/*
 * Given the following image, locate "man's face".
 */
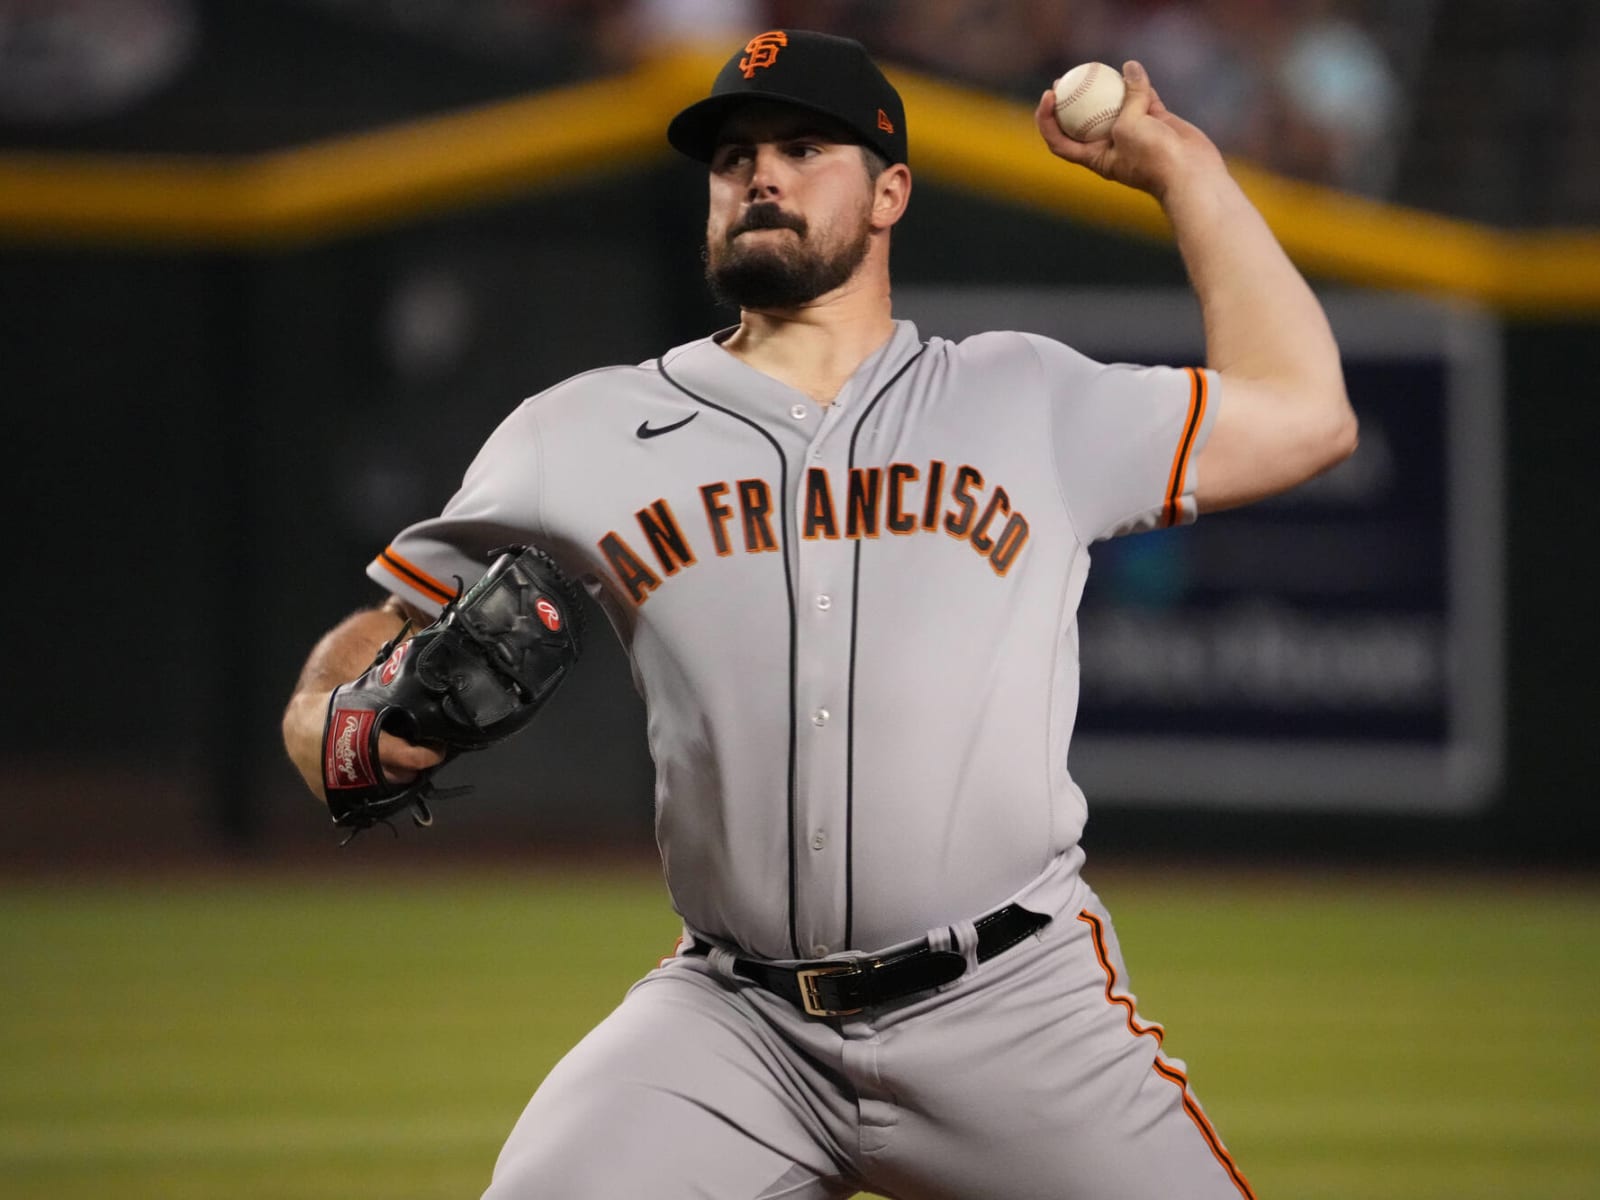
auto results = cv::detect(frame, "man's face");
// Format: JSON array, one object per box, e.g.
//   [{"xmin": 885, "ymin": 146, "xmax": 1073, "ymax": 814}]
[{"xmin": 704, "ymin": 103, "xmax": 877, "ymax": 310}]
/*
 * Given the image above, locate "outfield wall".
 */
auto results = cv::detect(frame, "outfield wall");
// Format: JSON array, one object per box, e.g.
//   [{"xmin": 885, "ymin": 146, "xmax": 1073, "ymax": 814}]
[{"xmin": 4, "ymin": 57, "xmax": 1597, "ymax": 861}]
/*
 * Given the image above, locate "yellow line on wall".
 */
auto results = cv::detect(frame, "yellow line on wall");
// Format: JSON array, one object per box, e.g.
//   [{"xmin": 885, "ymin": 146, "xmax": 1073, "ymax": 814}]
[
  {"xmin": 0, "ymin": 55, "xmax": 704, "ymax": 247},
  {"xmin": 1, "ymin": 47, "xmax": 1597, "ymax": 314},
  {"xmin": 890, "ymin": 70, "xmax": 1600, "ymax": 315}
]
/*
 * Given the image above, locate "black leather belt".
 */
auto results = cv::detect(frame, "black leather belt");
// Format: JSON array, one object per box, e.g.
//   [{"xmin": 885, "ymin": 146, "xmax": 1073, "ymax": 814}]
[{"xmin": 686, "ymin": 903, "xmax": 1051, "ymax": 1018}]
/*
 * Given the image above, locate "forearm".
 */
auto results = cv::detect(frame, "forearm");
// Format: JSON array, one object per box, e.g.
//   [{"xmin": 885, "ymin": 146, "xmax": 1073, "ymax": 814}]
[
  {"xmin": 290, "ymin": 602, "xmax": 411, "ymax": 695},
  {"xmin": 1162, "ymin": 164, "xmax": 1342, "ymax": 397}
]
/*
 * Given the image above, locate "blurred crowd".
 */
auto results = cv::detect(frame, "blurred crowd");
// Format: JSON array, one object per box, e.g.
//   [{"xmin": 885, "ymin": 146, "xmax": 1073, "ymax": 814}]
[
  {"xmin": 389, "ymin": 0, "xmax": 1408, "ymax": 197},
  {"xmin": 0, "ymin": 0, "xmax": 1406, "ymax": 195}
]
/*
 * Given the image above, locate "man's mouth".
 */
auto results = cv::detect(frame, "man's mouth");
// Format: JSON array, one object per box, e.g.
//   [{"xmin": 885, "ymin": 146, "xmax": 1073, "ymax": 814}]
[{"xmin": 731, "ymin": 205, "xmax": 806, "ymax": 240}]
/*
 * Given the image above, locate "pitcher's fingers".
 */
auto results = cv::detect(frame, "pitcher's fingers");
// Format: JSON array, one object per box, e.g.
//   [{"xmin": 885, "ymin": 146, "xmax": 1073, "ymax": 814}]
[
  {"xmin": 1036, "ymin": 88, "xmax": 1097, "ymax": 162},
  {"xmin": 1117, "ymin": 60, "xmax": 1154, "ymax": 123},
  {"xmin": 378, "ymin": 731, "xmax": 446, "ymax": 774}
]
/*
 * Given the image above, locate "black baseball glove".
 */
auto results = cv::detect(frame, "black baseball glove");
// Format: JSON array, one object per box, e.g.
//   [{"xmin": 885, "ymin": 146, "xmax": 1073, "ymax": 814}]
[{"xmin": 321, "ymin": 545, "xmax": 585, "ymax": 838}]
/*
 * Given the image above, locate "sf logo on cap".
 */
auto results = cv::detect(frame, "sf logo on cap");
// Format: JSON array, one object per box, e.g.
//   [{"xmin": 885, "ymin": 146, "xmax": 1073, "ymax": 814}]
[{"xmin": 740, "ymin": 30, "xmax": 787, "ymax": 78}]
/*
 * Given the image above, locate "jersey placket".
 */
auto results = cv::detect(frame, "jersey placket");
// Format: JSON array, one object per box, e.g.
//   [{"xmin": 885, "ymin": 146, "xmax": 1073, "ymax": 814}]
[{"xmin": 789, "ymin": 398, "xmax": 859, "ymax": 958}]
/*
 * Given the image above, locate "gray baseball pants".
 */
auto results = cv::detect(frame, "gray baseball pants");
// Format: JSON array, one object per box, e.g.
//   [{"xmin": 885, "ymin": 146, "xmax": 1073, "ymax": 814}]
[{"xmin": 482, "ymin": 884, "xmax": 1255, "ymax": 1200}]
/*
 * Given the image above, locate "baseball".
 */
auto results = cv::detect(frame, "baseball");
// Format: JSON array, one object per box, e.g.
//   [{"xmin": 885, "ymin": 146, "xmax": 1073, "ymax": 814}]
[{"xmin": 1052, "ymin": 62, "xmax": 1126, "ymax": 141}]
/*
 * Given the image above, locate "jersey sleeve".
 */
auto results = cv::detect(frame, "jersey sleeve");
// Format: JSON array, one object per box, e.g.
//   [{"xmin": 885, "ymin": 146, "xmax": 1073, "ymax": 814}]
[
  {"xmin": 366, "ymin": 396, "xmax": 546, "ymax": 616},
  {"xmin": 1028, "ymin": 333, "xmax": 1219, "ymax": 542}
]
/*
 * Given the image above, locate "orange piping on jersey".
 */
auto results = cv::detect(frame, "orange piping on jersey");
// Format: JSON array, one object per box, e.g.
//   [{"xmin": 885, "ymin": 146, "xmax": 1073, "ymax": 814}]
[
  {"xmin": 375, "ymin": 546, "xmax": 457, "ymax": 606},
  {"xmin": 1077, "ymin": 910, "xmax": 1255, "ymax": 1200},
  {"xmin": 1162, "ymin": 368, "xmax": 1208, "ymax": 528}
]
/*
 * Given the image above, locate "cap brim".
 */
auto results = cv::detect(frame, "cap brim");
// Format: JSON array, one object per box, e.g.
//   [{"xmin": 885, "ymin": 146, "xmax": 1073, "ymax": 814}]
[{"xmin": 666, "ymin": 93, "xmax": 870, "ymax": 163}]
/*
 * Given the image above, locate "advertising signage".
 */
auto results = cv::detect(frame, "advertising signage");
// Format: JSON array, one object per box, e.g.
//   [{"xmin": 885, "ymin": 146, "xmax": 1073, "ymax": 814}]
[{"xmin": 898, "ymin": 288, "xmax": 1503, "ymax": 813}]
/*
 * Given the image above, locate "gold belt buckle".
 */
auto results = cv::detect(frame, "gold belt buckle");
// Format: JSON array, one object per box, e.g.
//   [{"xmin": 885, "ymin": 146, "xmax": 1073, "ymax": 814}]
[{"xmin": 796, "ymin": 964, "xmax": 864, "ymax": 1017}]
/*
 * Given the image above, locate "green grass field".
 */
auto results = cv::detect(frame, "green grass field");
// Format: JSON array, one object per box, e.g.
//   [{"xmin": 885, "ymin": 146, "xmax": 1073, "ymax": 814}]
[{"xmin": 3, "ymin": 863, "xmax": 1597, "ymax": 1199}]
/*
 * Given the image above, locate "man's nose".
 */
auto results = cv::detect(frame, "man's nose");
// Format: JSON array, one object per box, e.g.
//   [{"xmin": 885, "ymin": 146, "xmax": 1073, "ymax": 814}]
[{"xmin": 745, "ymin": 145, "xmax": 785, "ymax": 201}]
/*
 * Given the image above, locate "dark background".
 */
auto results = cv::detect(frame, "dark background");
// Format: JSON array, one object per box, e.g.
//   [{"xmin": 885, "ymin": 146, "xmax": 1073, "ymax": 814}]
[{"xmin": 3, "ymin": 0, "xmax": 1597, "ymax": 870}]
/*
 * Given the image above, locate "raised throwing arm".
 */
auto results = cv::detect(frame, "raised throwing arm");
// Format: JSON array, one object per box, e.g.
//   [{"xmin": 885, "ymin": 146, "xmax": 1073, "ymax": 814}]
[{"xmin": 1035, "ymin": 61, "xmax": 1357, "ymax": 512}]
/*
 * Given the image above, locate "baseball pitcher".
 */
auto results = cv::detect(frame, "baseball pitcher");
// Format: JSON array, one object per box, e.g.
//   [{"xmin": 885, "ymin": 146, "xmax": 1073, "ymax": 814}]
[{"xmin": 282, "ymin": 28, "xmax": 1355, "ymax": 1200}]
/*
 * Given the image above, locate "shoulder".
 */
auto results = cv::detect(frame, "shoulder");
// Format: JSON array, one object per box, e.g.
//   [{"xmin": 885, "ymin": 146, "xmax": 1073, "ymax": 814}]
[
  {"xmin": 924, "ymin": 329, "xmax": 1099, "ymax": 375},
  {"xmin": 916, "ymin": 331, "xmax": 1114, "ymax": 408},
  {"xmin": 657, "ymin": 331, "xmax": 727, "ymax": 374},
  {"xmin": 492, "ymin": 348, "xmax": 698, "ymax": 433},
  {"xmin": 517, "ymin": 359, "xmax": 661, "ymax": 413},
  {"xmin": 537, "ymin": 334, "xmax": 727, "ymax": 408}
]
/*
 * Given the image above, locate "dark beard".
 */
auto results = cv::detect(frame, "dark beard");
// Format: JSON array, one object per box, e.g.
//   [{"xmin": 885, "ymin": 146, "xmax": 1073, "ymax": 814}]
[{"xmin": 704, "ymin": 204, "xmax": 872, "ymax": 310}]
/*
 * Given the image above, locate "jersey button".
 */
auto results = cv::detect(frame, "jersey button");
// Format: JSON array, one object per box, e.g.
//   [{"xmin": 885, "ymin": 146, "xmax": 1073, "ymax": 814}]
[
  {"xmin": 790, "ymin": 404, "xmax": 808, "ymax": 420},
  {"xmin": 816, "ymin": 594, "xmax": 831, "ymax": 611},
  {"xmin": 812, "ymin": 944, "xmax": 829, "ymax": 956},
  {"xmin": 812, "ymin": 708, "xmax": 829, "ymax": 726},
  {"xmin": 811, "ymin": 832, "xmax": 826, "ymax": 850}
]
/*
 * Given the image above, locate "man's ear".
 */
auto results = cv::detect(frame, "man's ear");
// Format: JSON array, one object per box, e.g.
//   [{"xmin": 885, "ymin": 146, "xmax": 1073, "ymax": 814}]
[{"xmin": 871, "ymin": 164, "xmax": 912, "ymax": 230}]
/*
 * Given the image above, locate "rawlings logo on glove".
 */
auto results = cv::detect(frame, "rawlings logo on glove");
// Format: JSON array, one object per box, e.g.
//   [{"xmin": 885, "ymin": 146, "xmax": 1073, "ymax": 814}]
[
  {"xmin": 327, "ymin": 709, "xmax": 379, "ymax": 789},
  {"xmin": 321, "ymin": 545, "xmax": 585, "ymax": 839}
]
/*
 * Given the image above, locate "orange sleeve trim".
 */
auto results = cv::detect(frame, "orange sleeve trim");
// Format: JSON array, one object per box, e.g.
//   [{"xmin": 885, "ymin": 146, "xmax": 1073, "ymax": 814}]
[
  {"xmin": 1152, "ymin": 1058, "xmax": 1258, "ymax": 1200},
  {"xmin": 1161, "ymin": 367, "xmax": 1208, "ymax": 528},
  {"xmin": 375, "ymin": 546, "xmax": 458, "ymax": 606}
]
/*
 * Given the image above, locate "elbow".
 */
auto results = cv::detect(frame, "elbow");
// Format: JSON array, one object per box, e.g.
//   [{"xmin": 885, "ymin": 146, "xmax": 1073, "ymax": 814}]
[
  {"xmin": 1305, "ymin": 375, "xmax": 1358, "ymax": 475},
  {"xmin": 1326, "ymin": 402, "xmax": 1359, "ymax": 470}
]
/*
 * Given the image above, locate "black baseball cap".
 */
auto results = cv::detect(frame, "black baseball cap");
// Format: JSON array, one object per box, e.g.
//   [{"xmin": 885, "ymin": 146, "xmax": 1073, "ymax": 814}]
[{"xmin": 667, "ymin": 30, "xmax": 908, "ymax": 166}]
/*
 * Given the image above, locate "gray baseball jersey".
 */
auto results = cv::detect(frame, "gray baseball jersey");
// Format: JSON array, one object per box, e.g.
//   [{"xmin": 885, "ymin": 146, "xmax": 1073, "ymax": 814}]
[
  {"xmin": 373, "ymin": 319, "xmax": 1250, "ymax": 1200},
  {"xmin": 371, "ymin": 320, "xmax": 1214, "ymax": 961}
]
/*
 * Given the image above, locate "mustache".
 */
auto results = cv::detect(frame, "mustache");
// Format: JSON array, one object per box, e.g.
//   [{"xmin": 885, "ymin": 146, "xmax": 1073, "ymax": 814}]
[{"xmin": 728, "ymin": 203, "xmax": 807, "ymax": 241}]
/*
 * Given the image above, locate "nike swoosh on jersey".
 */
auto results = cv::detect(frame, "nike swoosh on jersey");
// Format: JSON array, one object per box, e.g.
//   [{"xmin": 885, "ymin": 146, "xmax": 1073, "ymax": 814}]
[{"xmin": 637, "ymin": 413, "xmax": 699, "ymax": 439}]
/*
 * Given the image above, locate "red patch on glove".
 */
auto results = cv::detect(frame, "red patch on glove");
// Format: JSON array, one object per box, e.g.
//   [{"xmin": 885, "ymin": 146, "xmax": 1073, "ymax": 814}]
[{"xmin": 325, "ymin": 708, "xmax": 379, "ymax": 790}]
